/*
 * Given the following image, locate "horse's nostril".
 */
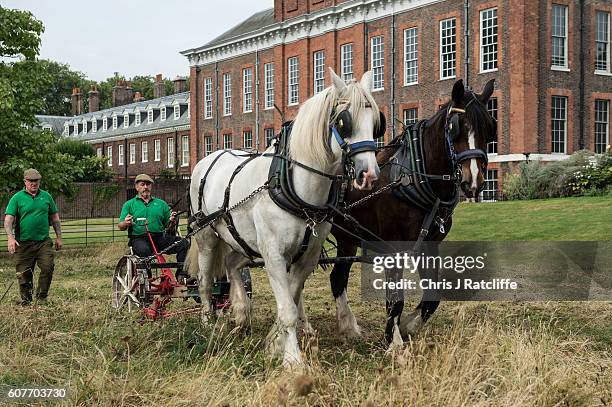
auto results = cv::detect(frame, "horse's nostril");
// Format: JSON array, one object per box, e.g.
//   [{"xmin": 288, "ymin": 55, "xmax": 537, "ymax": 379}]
[{"xmin": 357, "ymin": 170, "xmax": 366, "ymax": 184}]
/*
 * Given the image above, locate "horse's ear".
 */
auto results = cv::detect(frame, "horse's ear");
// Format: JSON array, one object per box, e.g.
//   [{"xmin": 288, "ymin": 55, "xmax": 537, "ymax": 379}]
[
  {"xmin": 478, "ymin": 79, "xmax": 495, "ymax": 104},
  {"xmin": 329, "ymin": 67, "xmax": 347, "ymax": 93},
  {"xmin": 451, "ymin": 79, "xmax": 464, "ymax": 105},
  {"xmin": 360, "ymin": 71, "xmax": 373, "ymax": 93}
]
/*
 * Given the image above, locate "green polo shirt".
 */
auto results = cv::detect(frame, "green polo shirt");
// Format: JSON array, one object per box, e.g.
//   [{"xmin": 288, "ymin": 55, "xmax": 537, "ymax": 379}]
[
  {"xmin": 5, "ymin": 189, "xmax": 58, "ymax": 242},
  {"xmin": 119, "ymin": 196, "xmax": 171, "ymax": 237}
]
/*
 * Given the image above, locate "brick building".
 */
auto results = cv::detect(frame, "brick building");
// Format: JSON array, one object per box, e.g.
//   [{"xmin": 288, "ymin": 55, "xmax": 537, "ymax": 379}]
[
  {"xmin": 65, "ymin": 75, "xmax": 192, "ymax": 180},
  {"xmin": 181, "ymin": 0, "xmax": 612, "ymax": 199}
]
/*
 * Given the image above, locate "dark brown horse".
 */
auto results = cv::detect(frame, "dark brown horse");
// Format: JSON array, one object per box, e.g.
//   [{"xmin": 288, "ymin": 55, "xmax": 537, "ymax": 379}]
[{"xmin": 329, "ymin": 79, "xmax": 497, "ymax": 344}]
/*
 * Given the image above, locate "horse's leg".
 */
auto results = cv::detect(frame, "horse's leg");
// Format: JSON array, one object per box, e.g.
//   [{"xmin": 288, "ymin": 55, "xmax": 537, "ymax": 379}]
[
  {"xmin": 329, "ymin": 243, "xmax": 361, "ymax": 338},
  {"xmin": 187, "ymin": 228, "xmax": 221, "ymax": 323},
  {"xmin": 385, "ymin": 264, "xmax": 405, "ymax": 347},
  {"xmin": 400, "ymin": 243, "xmax": 441, "ymax": 339},
  {"xmin": 288, "ymin": 228, "xmax": 330, "ymax": 338},
  {"xmin": 225, "ymin": 252, "xmax": 252, "ymax": 330}
]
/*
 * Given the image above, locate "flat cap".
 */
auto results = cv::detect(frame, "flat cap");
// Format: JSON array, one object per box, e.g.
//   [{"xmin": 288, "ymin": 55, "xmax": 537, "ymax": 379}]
[
  {"xmin": 24, "ymin": 168, "xmax": 42, "ymax": 180},
  {"xmin": 135, "ymin": 173, "xmax": 154, "ymax": 183}
]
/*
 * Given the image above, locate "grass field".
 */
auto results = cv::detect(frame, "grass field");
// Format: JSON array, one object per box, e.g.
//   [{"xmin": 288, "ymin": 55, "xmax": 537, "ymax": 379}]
[{"xmin": 0, "ymin": 197, "xmax": 610, "ymax": 406}]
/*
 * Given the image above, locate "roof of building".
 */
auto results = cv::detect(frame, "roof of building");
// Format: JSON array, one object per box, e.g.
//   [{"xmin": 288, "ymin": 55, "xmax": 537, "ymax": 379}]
[
  {"xmin": 185, "ymin": 8, "xmax": 275, "ymax": 52},
  {"xmin": 64, "ymin": 92, "xmax": 190, "ymax": 142},
  {"xmin": 35, "ymin": 115, "xmax": 71, "ymax": 135}
]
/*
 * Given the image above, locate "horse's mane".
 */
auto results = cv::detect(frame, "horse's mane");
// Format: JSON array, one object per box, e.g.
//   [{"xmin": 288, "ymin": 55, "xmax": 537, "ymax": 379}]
[{"xmin": 289, "ymin": 80, "xmax": 380, "ymax": 168}]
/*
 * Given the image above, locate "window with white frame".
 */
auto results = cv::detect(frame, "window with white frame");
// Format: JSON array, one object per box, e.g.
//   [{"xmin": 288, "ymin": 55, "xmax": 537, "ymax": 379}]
[
  {"xmin": 129, "ymin": 143, "xmax": 136, "ymax": 164},
  {"xmin": 551, "ymin": 4, "xmax": 568, "ymax": 68},
  {"xmin": 223, "ymin": 73, "xmax": 232, "ymax": 116},
  {"xmin": 107, "ymin": 146, "xmax": 112, "ymax": 166},
  {"xmin": 313, "ymin": 50, "xmax": 325, "ymax": 94},
  {"xmin": 82, "ymin": 120, "xmax": 87, "ymax": 134},
  {"xmin": 167, "ymin": 138, "xmax": 174, "ymax": 168},
  {"xmin": 204, "ymin": 136, "xmax": 213, "ymax": 156},
  {"xmin": 135, "ymin": 110, "xmax": 141, "ymax": 126},
  {"xmin": 147, "ymin": 109, "xmax": 153, "ymax": 124},
  {"xmin": 551, "ymin": 96, "xmax": 568, "ymax": 153},
  {"xmin": 63, "ymin": 123, "xmax": 69, "ymax": 136},
  {"xmin": 404, "ymin": 28, "xmax": 418, "ymax": 85},
  {"xmin": 403, "ymin": 108, "xmax": 418, "ymax": 126},
  {"xmin": 288, "ymin": 57, "xmax": 299, "ymax": 105},
  {"xmin": 243, "ymin": 68, "xmax": 253, "ymax": 112},
  {"xmin": 123, "ymin": 113, "xmax": 129, "ymax": 128},
  {"xmin": 481, "ymin": 169, "xmax": 499, "ymax": 202},
  {"xmin": 204, "ymin": 77, "xmax": 213, "ymax": 118},
  {"xmin": 42, "ymin": 124, "xmax": 52, "ymax": 131},
  {"xmin": 480, "ymin": 8, "xmax": 498, "ymax": 72},
  {"xmin": 371, "ymin": 36, "xmax": 385, "ymax": 90},
  {"xmin": 440, "ymin": 18, "xmax": 457, "ymax": 79},
  {"xmin": 102, "ymin": 117, "xmax": 107, "ymax": 131},
  {"xmin": 487, "ymin": 97, "xmax": 498, "ymax": 154},
  {"xmin": 141, "ymin": 141, "xmax": 148, "ymax": 163},
  {"xmin": 265, "ymin": 128, "xmax": 275, "ymax": 147},
  {"xmin": 92, "ymin": 119, "xmax": 97, "ymax": 133},
  {"xmin": 341, "ymin": 43, "xmax": 353, "ymax": 81},
  {"xmin": 264, "ymin": 63, "xmax": 274, "ymax": 109},
  {"xmin": 112, "ymin": 115, "xmax": 117, "ymax": 129},
  {"xmin": 73, "ymin": 124, "xmax": 79, "ymax": 135},
  {"xmin": 174, "ymin": 104, "xmax": 180, "ymax": 119},
  {"xmin": 96, "ymin": 147, "xmax": 102, "ymax": 157},
  {"xmin": 118, "ymin": 144, "xmax": 124, "ymax": 166},
  {"xmin": 160, "ymin": 106, "xmax": 166, "ymax": 121},
  {"xmin": 243, "ymin": 131, "xmax": 253, "ymax": 149},
  {"xmin": 596, "ymin": 11, "xmax": 610, "ymax": 72},
  {"xmin": 595, "ymin": 99, "xmax": 610, "ymax": 153},
  {"xmin": 181, "ymin": 136, "xmax": 189, "ymax": 166},
  {"xmin": 154, "ymin": 139, "xmax": 161, "ymax": 161},
  {"xmin": 223, "ymin": 133, "xmax": 233, "ymax": 149}
]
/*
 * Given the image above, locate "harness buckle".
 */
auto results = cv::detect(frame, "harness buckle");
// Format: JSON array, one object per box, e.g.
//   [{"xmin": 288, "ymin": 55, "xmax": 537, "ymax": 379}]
[{"xmin": 442, "ymin": 175, "xmax": 451, "ymax": 181}]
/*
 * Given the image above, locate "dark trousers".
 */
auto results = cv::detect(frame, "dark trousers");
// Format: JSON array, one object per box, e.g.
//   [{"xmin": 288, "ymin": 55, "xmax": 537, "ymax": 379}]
[
  {"xmin": 130, "ymin": 233, "xmax": 190, "ymax": 274},
  {"xmin": 15, "ymin": 237, "xmax": 55, "ymax": 302}
]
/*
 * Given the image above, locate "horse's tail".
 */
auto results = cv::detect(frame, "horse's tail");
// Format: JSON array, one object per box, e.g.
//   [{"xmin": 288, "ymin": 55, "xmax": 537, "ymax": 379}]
[{"xmin": 184, "ymin": 236, "xmax": 200, "ymax": 278}]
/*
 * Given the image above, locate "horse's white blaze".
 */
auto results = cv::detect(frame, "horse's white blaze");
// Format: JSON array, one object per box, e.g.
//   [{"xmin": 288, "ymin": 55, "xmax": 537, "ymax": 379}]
[
  {"xmin": 468, "ymin": 130, "xmax": 479, "ymax": 190},
  {"xmin": 336, "ymin": 291, "xmax": 361, "ymax": 338}
]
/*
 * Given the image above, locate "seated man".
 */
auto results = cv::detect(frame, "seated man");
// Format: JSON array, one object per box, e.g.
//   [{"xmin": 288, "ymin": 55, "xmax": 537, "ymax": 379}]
[{"xmin": 118, "ymin": 174, "xmax": 191, "ymax": 281}]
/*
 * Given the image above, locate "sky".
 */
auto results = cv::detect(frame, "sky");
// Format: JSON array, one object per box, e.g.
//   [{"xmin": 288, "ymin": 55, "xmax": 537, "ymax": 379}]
[{"xmin": 3, "ymin": 0, "xmax": 273, "ymax": 81}]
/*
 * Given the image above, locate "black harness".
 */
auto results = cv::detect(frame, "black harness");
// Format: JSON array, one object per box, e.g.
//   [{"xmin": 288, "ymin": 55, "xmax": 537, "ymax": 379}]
[
  {"xmin": 390, "ymin": 94, "xmax": 491, "ymax": 234},
  {"xmin": 190, "ymin": 104, "xmax": 379, "ymax": 263}
]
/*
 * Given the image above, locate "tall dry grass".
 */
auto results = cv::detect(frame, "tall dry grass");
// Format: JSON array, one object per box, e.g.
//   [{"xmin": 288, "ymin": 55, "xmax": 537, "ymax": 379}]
[{"xmin": 0, "ymin": 244, "xmax": 610, "ymax": 406}]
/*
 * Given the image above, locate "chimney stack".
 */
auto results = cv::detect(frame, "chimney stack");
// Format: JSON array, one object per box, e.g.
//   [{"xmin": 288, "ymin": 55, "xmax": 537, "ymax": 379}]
[
  {"xmin": 112, "ymin": 80, "xmax": 132, "ymax": 107},
  {"xmin": 153, "ymin": 73, "xmax": 166, "ymax": 99},
  {"xmin": 88, "ymin": 85, "xmax": 99, "ymax": 113},
  {"xmin": 126, "ymin": 81, "xmax": 133, "ymax": 104},
  {"xmin": 133, "ymin": 91, "xmax": 144, "ymax": 102},
  {"xmin": 71, "ymin": 87, "xmax": 83, "ymax": 116},
  {"xmin": 173, "ymin": 76, "xmax": 188, "ymax": 94}
]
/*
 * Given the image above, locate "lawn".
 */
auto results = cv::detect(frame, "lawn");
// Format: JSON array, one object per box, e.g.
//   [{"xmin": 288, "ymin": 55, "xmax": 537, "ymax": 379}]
[{"xmin": 0, "ymin": 197, "xmax": 610, "ymax": 406}]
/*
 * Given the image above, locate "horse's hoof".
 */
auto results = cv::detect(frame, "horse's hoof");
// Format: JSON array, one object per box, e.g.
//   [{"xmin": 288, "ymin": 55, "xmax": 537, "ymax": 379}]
[{"xmin": 400, "ymin": 311, "xmax": 424, "ymax": 340}]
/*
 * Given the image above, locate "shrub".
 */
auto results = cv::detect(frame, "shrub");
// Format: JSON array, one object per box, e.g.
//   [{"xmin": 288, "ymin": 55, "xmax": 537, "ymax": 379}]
[{"xmin": 503, "ymin": 149, "xmax": 611, "ymax": 200}]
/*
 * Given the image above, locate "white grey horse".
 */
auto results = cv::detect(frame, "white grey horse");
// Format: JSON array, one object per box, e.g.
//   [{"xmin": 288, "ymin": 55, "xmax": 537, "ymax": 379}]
[{"xmin": 186, "ymin": 68, "xmax": 381, "ymax": 367}]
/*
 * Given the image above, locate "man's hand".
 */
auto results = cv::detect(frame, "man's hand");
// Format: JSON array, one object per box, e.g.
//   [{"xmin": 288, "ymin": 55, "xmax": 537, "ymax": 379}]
[
  {"xmin": 7, "ymin": 236, "xmax": 19, "ymax": 255},
  {"xmin": 55, "ymin": 237, "xmax": 62, "ymax": 251},
  {"xmin": 169, "ymin": 211, "xmax": 177, "ymax": 223},
  {"xmin": 124, "ymin": 214, "xmax": 133, "ymax": 226}
]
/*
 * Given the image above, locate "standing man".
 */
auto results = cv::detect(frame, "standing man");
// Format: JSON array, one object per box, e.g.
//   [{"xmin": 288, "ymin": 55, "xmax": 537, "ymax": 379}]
[
  {"xmin": 4, "ymin": 168, "xmax": 62, "ymax": 306},
  {"xmin": 118, "ymin": 174, "xmax": 190, "ymax": 280}
]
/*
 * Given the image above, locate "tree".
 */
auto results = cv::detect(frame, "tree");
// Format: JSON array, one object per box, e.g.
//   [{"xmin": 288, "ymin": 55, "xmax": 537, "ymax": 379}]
[
  {"xmin": 34, "ymin": 59, "xmax": 90, "ymax": 116},
  {"xmin": 0, "ymin": 6, "xmax": 89, "ymax": 203}
]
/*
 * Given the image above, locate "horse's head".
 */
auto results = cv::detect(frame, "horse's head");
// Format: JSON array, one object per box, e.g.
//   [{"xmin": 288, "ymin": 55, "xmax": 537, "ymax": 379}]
[
  {"xmin": 328, "ymin": 68, "xmax": 382, "ymax": 190},
  {"xmin": 446, "ymin": 79, "xmax": 497, "ymax": 199},
  {"xmin": 289, "ymin": 68, "xmax": 381, "ymax": 191}
]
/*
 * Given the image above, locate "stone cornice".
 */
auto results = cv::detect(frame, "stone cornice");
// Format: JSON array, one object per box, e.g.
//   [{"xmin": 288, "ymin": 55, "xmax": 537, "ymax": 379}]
[
  {"xmin": 82, "ymin": 125, "xmax": 191, "ymax": 144},
  {"xmin": 182, "ymin": 0, "xmax": 444, "ymax": 66}
]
